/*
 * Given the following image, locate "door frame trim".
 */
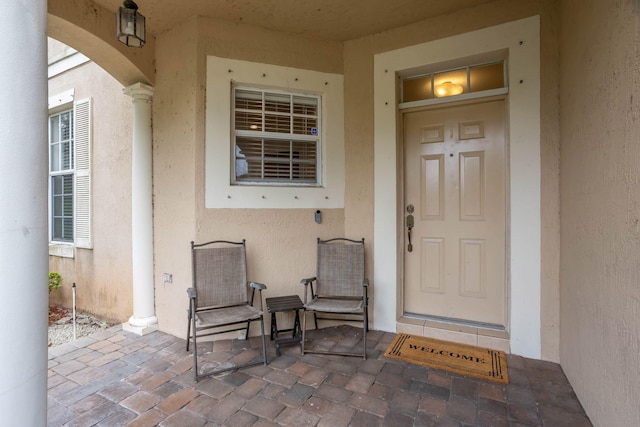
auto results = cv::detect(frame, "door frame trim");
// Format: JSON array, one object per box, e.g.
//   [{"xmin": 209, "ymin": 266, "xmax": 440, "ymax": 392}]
[{"xmin": 373, "ymin": 16, "xmax": 541, "ymax": 359}]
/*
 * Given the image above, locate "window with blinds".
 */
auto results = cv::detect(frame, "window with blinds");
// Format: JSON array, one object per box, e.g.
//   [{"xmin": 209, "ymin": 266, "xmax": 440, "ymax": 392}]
[
  {"xmin": 233, "ymin": 86, "xmax": 320, "ymax": 185},
  {"xmin": 48, "ymin": 98, "xmax": 92, "ymax": 248},
  {"xmin": 49, "ymin": 109, "xmax": 74, "ymax": 242}
]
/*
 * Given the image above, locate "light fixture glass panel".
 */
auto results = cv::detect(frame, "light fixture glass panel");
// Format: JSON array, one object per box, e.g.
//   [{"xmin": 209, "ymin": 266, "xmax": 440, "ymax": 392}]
[
  {"xmin": 433, "ymin": 69, "xmax": 467, "ymax": 98},
  {"xmin": 403, "ymin": 76, "xmax": 432, "ymax": 102},
  {"xmin": 470, "ymin": 63, "xmax": 504, "ymax": 92}
]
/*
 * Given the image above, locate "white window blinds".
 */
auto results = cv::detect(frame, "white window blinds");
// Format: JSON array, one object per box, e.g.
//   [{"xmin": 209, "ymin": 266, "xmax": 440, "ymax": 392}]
[{"xmin": 233, "ymin": 87, "xmax": 320, "ymax": 185}]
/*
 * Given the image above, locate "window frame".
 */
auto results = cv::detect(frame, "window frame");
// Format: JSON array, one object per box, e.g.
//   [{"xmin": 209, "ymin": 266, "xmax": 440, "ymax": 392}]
[
  {"xmin": 48, "ymin": 108, "xmax": 75, "ymax": 244},
  {"xmin": 206, "ymin": 56, "xmax": 345, "ymax": 209},
  {"xmin": 231, "ymin": 84, "xmax": 322, "ymax": 187},
  {"xmin": 47, "ymin": 95, "xmax": 92, "ymax": 254}
]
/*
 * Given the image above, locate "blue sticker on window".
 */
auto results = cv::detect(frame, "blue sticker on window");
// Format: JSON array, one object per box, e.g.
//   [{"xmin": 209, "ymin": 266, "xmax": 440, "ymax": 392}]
[{"xmin": 311, "ymin": 127, "xmax": 318, "ymax": 135}]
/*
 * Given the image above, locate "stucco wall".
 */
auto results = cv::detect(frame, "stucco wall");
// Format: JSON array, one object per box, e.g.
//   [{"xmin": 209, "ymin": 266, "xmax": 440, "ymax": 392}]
[
  {"xmin": 152, "ymin": 21, "xmax": 200, "ymax": 336},
  {"xmin": 48, "ymin": 48, "xmax": 134, "ymax": 323},
  {"xmin": 152, "ymin": 2, "xmax": 562, "ymax": 357},
  {"xmin": 152, "ymin": 18, "xmax": 347, "ymax": 338},
  {"xmin": 42, "ymin": 1, "xmax": 640, "ymax": 423},
  {"xmin": 560, "ymin": 1, "xmax": 640, "ymax": 425},
  {"xmin": 343, "ymin": 0, "xmax": 560, "ymax": 359}
]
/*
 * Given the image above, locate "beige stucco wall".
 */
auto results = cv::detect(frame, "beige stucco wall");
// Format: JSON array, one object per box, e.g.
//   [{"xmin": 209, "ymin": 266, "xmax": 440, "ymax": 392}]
[
  {"xmin": 152, "ymin": 18, "xmax": 347, "ymax": 338},
  {"xmin": 43, "ymin": 0, "xmax": 640, "ymax": 422},
  {"xmin": 152, "ymin": 1, "xmax": 561, "ymax": 360},
  {"xmin": 538, "ymin": 0, "xmax": 562, "ymax": 363},
  {"xmin": 48, "ymin": 40, "xmax": 134, "ymax": 322},
  {"xmin": 342, "ymin": 0, "xmax": 560, "ymax": 360},
  {"xmin": 560, "ymin": 1, "xmax": 640, "ymax": 425}
]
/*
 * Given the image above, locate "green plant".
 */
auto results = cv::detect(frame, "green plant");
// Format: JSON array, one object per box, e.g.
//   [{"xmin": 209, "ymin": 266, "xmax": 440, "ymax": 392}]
[{"xmin": 48, "ymin": 272, "xmax": 62, "ymax": 294}]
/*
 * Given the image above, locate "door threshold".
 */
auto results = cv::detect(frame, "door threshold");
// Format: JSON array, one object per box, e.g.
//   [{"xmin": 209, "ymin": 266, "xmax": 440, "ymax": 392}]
[
  {"xmin": 397, "ymin": 315, "xmax": 510, "ymax": 353},
  {"xmin": 404, "ymin": 313, "xmax": 506, "ymax": 334}
]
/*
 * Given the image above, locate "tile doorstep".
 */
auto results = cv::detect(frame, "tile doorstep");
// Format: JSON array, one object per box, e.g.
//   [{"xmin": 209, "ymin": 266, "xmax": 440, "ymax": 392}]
[{"xmin": 397, "ymin": 316, "xmax": 511, "ymax": 353}]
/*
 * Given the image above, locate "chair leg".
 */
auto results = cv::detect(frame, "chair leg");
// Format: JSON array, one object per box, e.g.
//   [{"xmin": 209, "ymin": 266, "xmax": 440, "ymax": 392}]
[
  {"xmin": 191, "ymin": 315, "xmax": 199, "ymax": 382},
  {"xmin": 270, "ymin": 312, "xmax": 277, "ymax": 340},
  {"xmin": 293, "ymin": 310, "xmax": 301, "ymax": 338},
  {"xmin": 259, "ymin": 317, "xmax": 268, "ymax": 366},
  {"xmin": 362, "ymin": 314, "xmax": 367, "ymax": 360},
  {"xmin": 186, "ymin": 309, "xmax": 192, "ymax": 351},
  {"xmin": 364, "ymin": 307, "xmax": 369, "ymax": 333},
  {"xmin": 294, "ymin": 310, "xmax": 303, "ymax": 353},
  {"xmin": 301, "ymin": 309, "xmax": 307, "ymax": 354}
]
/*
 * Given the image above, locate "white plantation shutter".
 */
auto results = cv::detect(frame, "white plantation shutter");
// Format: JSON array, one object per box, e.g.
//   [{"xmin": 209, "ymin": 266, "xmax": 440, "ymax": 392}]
[{"xmin": 73, "ymin": 98, "xmax": 92, "ymax": 249}]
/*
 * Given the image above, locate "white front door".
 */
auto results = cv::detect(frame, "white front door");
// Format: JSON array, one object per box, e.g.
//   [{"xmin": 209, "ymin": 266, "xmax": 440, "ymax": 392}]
[{"xmin": 403, "ymin": 99, "xmax": 507, "ymax": 326}]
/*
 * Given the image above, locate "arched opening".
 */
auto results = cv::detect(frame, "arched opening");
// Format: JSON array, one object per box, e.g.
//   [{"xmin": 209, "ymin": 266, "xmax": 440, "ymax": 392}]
[{"xmin": 48, "ymin": 0, "xmax": 154, "ymax": 87}]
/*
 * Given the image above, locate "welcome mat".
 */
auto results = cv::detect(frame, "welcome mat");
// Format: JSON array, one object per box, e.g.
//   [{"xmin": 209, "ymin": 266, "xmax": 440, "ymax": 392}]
[{"xmin": 384, "ymin": 333, "xmax": 509, "ymax": 384}]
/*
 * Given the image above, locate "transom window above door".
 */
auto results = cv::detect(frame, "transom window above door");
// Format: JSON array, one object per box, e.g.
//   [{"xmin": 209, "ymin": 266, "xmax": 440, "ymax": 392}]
[
  {"xmin": 401, "ymin": 61, "xmax": 506, "ymax": 105},
  {"xmin": 232, "ymin": 86, "xmax": 321, "ymax": 186}
]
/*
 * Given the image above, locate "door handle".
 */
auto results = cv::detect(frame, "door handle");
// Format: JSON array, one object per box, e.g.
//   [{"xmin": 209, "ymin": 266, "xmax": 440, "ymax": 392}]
[{"xmin": 406, "ymin": 204, "xmax": 414, "ymax": 252}]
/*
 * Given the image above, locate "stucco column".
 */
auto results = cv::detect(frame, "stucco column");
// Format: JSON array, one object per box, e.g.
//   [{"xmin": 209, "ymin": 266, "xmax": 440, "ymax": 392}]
[
  {"xmin": 0, "ymin": 1, "xmax": 48, "ymax": 424},
  {"xmin": 123, "ymin": 83, "xmax": 158, "ymax": 335}
]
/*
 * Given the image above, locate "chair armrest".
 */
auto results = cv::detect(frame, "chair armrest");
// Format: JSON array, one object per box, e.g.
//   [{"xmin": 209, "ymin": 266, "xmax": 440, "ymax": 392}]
[
  {"xmin": 300, "ymin": 277, "xmax": 317, "ymax": 304},
  {"xmin": 187, "ymin": 288, "xmax": 197, "ymax": 299},
  {"xmin": 249, "ymin": 281, "xmax": 266, "ymax": 291},
  {"xmin": 300, "ymin": 277, "xmax": 316, "ymax": 286},
  {"xmin": 248, "ymin": 282, "xmax": 266, "ymax": 309}
]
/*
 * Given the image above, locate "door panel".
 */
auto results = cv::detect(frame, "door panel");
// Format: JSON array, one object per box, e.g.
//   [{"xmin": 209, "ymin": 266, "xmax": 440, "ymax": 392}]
[
  {"xmin": 403, "ymin": 100, "xmax": 507, "ymax": 326},
  {"xmin": 422, "ymin": 155, "xmax": 444, "ymax": 219},
  {"xmin": 421, "ymin": 238, "xmax": 444, "ymax": 293},
  {"xmin": 460, "ymin": 151, "xmax": 485, "ymax": 220}
]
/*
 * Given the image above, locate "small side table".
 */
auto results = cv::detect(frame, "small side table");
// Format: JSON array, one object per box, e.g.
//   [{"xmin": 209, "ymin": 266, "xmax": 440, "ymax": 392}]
[{"xmin": 265, "ymin": 295, "xmax": 304, "ymax": 356}]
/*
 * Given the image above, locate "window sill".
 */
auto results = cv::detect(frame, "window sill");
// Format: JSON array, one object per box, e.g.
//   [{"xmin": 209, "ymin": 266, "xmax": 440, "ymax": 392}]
[{"xmin": 49, "ymin": 244, "xmax": 75, "ymax": 259}]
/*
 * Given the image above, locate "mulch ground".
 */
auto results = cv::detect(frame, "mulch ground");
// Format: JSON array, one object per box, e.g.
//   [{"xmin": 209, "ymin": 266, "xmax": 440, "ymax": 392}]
[{"xmin": 48, "ymin": 305, "xmax": 71, "ymax": 326}]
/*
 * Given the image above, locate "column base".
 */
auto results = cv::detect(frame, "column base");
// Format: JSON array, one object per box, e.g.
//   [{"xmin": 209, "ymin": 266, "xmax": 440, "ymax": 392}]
[
  {"xmin": 122, "ymin": 322, "xmax": 158, "ymax": 336},
  {"xmin": 122, "ymin": 315, "xmax": 158, "ymax": 336}
]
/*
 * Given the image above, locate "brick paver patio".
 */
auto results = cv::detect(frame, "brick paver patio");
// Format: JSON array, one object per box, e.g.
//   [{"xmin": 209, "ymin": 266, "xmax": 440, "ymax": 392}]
[{"xmin": 47, "ymin": 325, "xmax": 592, "ymax": 426}]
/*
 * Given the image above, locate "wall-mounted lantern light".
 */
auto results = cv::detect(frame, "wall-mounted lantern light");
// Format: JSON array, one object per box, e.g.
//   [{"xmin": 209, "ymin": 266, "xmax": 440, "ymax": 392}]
[{"xmin": 116, "ymin": 0, "xmax": 146, "ymax": 48}]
